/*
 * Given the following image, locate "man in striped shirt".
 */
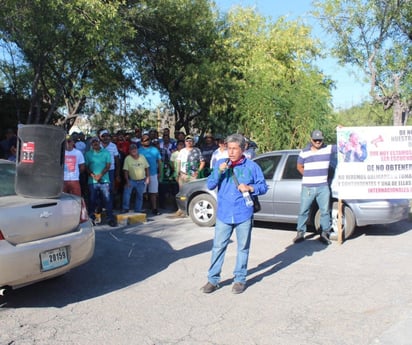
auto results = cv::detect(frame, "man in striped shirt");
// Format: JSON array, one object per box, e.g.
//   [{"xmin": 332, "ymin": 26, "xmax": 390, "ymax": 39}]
[{"xmin": 293, "ymin": 129, "xmax": 337, "ymax": 245}]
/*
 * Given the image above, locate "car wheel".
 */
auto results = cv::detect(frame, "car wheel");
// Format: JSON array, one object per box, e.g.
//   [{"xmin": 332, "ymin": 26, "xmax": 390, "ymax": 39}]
[
  {"xmin": 314, "ymin": 202, "xmax": 356, "ymax": 240},
  {"xmin": 188, "ymin": 194, "xmax": 216, "ymax": 227}
]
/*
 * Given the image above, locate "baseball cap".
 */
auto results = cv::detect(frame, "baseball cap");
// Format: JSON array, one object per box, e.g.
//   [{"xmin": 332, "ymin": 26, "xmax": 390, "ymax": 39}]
[
  {"xmin": 129, "ymin": 143, "xmax": 138, "ymax": 150},
  {"xmin": 311, "ymin": 130, "xmax": 324, "ymax": 140},
  {"xmin": 185, "ymin": 135, "xmax": 194, "ymax": 141},
  {"xmin": 90, "ymin": 136, "xmax": 100, "ymax": 143}
]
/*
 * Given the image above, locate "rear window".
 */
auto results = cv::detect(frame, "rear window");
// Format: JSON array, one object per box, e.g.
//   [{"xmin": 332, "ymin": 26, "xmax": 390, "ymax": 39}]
[
  {"xmin": 0, "ymin": 162, "xmax": 16, "ymax": 196},
  {"xmin": 255, "ymin": 155, "xmax": 281, "ymax": 180},
  {"xmin": 282, "ymin": 155, "xmax": 301, "ymax": 180}
]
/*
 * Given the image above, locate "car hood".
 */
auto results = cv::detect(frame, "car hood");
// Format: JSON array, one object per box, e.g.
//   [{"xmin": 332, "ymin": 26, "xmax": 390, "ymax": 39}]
[{"xmin": 0, "ymin": 193, "xmax": 82, "ymax": 245}]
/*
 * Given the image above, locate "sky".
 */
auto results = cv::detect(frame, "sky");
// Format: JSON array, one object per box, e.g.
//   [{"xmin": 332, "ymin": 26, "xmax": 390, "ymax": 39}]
[{"xmin": 215, "ymin": 0, "xmax": 369, "ymax": 109}]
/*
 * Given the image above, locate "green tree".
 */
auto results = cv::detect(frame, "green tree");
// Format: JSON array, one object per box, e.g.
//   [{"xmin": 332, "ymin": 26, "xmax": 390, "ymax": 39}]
[
  {"xmin": 313, "ymin": 0, "xmax": 412, "ymax": 126},
  {"xmin": 0, "ymin": 0, "xmax": 132, "ymax": 129},
  {"xmin": 221, "ymin": 8, "xmax": 333, "ymax": 151},
  {"xmin": 125, "ymin": 0, "xmax": 237, "ymax": 135}
]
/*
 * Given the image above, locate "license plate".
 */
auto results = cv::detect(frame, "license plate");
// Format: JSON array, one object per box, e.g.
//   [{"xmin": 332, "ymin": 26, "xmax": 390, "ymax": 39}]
[{"xmin": 40, "ymin": 246, "xmax": 69, "ymax": 271}]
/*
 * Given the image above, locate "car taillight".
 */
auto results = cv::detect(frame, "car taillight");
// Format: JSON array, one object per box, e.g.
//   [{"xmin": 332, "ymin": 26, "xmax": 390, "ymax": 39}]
[
  {"xmin": 80, "ymin": 198, "xmax": 89, "ymax": 223},
  {"xmin": 0, "ymin": 231, "xmax": 4, "ymax": 240}
]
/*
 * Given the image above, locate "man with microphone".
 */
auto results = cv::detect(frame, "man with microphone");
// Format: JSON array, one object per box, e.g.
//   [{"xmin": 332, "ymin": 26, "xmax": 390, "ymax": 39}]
[{"xmin": 201, "ymin": 133, "xmax": 268, "ymax": 294}]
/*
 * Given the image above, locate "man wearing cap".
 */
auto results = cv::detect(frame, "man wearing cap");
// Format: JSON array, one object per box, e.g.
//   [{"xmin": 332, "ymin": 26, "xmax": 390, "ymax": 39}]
[
  {"xmin": 85, "ymin": 137, "xmax": 116, "ymax": 227},
  {"xmin": 139, "ymin": 133, "xmax": 162, "ymax": 215},
  {"xmin": 293, "ymin": 129, "xmax": 337, "ymax": 245},
  {"xmin": 177, "ymin": 135, "xmax": 205, "ymax": 187},
  {"xmin": 121, "ymin": 144, "xmax": 149, "ymax": 213},
  {"xmin": 99, "ymin": 129, "xmax": 121, "ymax": 208},
  {"xmin": 171, "ymin": 135, "xmax": 205, "ymax": 218},
  {"xmin": 63, "ymin": 135, "xmax": 85, "ymax": 196}
]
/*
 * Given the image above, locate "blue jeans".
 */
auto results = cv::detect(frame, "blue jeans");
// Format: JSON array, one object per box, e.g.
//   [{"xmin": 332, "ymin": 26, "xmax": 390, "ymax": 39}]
[
  {"xmin": 88, "ymin": 183, "xmax": 114, "ymax": 221},
  {"xmin": 122, "ymin": 179, "xmax": 145, "ymax": 212},
  {"xmin": 296, "ymin": 185, "xmax": 331, "ymax": 233},
  {"xmin": 207, "ymin": 217, "xmax": 253, "ymax": 285}
]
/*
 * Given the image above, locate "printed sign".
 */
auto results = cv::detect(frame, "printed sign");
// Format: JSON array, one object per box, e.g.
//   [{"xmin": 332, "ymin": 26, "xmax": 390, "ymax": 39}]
[
  {"xmin": 334, "ymin": 126, "xmax": 412, "ymax": 199},
  {"xmin": 21, "ymin": 141, "xmax": 35, "ymax": 163}
]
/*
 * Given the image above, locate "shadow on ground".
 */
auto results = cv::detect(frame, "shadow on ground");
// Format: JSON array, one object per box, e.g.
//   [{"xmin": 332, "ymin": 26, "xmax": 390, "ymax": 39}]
[{"xmin": 4, "ymin": 219, "xmax": 212, "ymax": 308}]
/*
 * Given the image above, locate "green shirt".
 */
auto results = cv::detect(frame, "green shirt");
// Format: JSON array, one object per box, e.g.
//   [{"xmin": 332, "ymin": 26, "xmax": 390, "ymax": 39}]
[{"xmin": 85, "ymin": 148, "xmax": 111, "ymax": 184}]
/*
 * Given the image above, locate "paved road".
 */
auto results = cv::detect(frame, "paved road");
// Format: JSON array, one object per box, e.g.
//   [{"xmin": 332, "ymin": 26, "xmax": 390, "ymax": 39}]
[{"xmin": 1, "ymin": 211, "xmax": 412, "ymax": 345}]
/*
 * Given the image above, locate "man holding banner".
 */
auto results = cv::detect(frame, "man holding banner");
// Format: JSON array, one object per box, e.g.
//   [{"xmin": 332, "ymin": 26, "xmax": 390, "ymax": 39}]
[{"xmin": 293, "ymin": 129, "xmax": 337, "ymax": 245}]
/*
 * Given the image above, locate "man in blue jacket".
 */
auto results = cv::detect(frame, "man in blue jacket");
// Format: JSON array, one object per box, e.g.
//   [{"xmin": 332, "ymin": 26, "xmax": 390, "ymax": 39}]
[{"xmin": 201, "ymin": 134, "xmax": 268, "ymax": 294}]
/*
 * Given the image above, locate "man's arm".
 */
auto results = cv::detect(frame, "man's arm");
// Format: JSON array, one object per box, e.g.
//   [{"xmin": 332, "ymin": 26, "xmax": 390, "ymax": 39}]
[{"xmin": 297, "ymin": 163, "xmax": 304, "ymax": 176}]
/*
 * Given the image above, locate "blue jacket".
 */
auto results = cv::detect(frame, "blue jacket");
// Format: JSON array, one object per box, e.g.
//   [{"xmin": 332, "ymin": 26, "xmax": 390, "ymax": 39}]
[{"xmin": 207, "ymin": 157, "xmax": 268, "ymax": 224}]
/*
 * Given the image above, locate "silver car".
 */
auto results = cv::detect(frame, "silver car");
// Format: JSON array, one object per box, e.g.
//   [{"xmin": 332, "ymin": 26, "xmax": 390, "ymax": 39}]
[
  {"xmin": 176, "ymin": 150, "xmax": 410, "ymax": 239},
  {"xmin": 0, "ymin": 159, "xmax": 95, "ymax": 292}
]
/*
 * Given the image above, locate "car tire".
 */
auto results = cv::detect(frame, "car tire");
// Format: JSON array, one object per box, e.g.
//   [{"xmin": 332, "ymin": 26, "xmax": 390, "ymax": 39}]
[
  {"xmin": 314, "ymin": 202, "xmax": 356, "ymax": 240},
  {"xmin": 188, "ymin": 193, "xmax": 216, "ymax": 227}
]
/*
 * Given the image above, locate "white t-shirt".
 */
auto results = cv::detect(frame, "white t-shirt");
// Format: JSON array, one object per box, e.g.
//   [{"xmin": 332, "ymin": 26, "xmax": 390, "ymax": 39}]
[
  {"xmin": 210, "ymin": 148, "xmax": 228, "ymax": 168},
  {"xmin": 177, "ymin": 147, "xmax": 204, "ymax": 174},
  {"xmin": 101, "ymin": 142, "xmax": 119, "ymax": 170},
  {"xmin": 64, "ymin": 148, "xmax": 85, "ymax": 181}
]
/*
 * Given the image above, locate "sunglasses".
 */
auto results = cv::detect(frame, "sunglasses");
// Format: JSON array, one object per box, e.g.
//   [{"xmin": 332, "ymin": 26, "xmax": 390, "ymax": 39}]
[
  {"xmin": 312, "ymin": 139, "xmax": 323, "ymax": 143},
  {"xmin": 142, "ymin": 138, "xmax": 150, "ymax": 142}
]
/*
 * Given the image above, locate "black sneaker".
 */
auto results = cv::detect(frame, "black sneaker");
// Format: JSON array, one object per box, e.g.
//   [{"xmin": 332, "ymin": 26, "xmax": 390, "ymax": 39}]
[
  {"xmin": 293, "ymin": 232, "xmax": 305, "ymax": 243},
  {"xmin": 108, "ymin": 220, "xmax": 117, "ymax": 227},
  {"xmin": 152, "ymin": 209, "xmax": 161, "ymax": 215},
  {"xmin": 201, "ymin": 282, "xmax": 218, "ymax": 294},
  {"xmin": 120, "ymin": 209, "xmax": 129, "ymax": 214},
  {"xmin": 319, "ymin": 231, "xmax": 332, "ymax": 245}
]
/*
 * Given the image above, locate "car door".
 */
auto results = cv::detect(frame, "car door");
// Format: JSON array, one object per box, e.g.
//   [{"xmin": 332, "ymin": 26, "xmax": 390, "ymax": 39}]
[
  {"xmin": 253, "ymin": 154, "xmax": 282, "ymax": 220},
  {"xmin": 271, "ymin": 153, "xmax": 302, "ymax": 223}
]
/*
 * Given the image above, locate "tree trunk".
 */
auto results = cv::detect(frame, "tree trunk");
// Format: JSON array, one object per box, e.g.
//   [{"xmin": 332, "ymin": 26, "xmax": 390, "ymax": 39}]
[{"xmin": 393, "ymin": 98, "xmax": 404, "ymax": 126}]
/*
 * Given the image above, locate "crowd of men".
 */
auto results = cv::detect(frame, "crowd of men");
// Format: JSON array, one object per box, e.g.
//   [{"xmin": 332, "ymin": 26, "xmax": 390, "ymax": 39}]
[
  {"xmin": 0, "ymin": 126, "xmax": 257, "ymax": 226},
  {"xmin": 67, "ymin": 127, "xmax": 260, "ymax": 226}
]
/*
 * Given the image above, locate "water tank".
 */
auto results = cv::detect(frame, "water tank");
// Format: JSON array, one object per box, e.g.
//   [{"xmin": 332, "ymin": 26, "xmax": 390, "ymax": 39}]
[{"xmin": 15, "ymin": 125, "xmax": 65, "ymax": 198}]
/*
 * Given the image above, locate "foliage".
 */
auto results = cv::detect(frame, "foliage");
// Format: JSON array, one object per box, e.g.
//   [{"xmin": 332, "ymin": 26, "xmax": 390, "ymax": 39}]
[
  {"xmin": 313, "ymin": 0, "xmax": 412, "ymax": 126},
  {"xmin": 334, "ymin": 101, "xmax": 393, "ymax": 127},
  {"xmin": 0, "ymin": 0, "xmax": 132, "ymax": 128},
  {"xmin": 124, "ymin": 0, "xmax": 235, "ymax": 135},
  {"xmin": 221, "ymin": 8, "xmax": 333, "ymax": 151}
]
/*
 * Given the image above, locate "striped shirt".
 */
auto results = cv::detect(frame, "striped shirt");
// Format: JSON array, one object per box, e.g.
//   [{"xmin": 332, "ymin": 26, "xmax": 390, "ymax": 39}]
[{"xmin": 298, "ymin": 144, "xmax": 337, "ymax": 187}]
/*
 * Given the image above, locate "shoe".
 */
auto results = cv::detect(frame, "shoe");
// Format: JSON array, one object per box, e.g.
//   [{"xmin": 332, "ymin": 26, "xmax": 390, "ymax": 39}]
[
  {"xmin": 201, "ymin": 282, "xmax": 218, "ymax": 294},
  {"xmin": 329, "ymin": 231, "xmax": 338, "ymax": 241},
  {"xmin": 175, "ymin": 209, "xmax": 184, "ymax": 216},
  {"xmin": 319, "ymin": 231, "xmax": 332, "ymax": 245},
  {"xmin": 120, "ymin": 209, "xmax": 129, "ymax": 214},
  {"xmin": 108, "ymin": 220, "xmax": 117, "ymax": 227},
  {"xmin": 293, "ymin": 232, "xmax": 305, "ymax": 243},
  {"xmin": 152, "ymin": 209, "xmax": 161, "ymax": 215},
  {"xmin": 232, "ymin": 282, "xmax": 246, "ymax": 294}
]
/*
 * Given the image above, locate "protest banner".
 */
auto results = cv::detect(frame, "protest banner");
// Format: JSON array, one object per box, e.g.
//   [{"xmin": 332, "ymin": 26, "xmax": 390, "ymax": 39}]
[{"xmin": 334, "ymin": 126, "xmax": 412, "ymax": 199}]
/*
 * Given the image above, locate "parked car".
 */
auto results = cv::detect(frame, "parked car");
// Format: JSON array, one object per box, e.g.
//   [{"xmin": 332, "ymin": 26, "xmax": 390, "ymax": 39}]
[
  {"xmin": 175, "ymin": 150, "xmax": 410, "ymax": 240},
  {"xmin": 0, "ymin": 159, "xmax": 95, "ymax": 292}
]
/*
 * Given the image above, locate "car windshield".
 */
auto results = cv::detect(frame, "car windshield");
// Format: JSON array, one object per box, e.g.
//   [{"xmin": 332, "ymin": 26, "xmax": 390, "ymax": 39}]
[{"xmin": 0, "ymin": 162, "xmax": 16, "ymax": 196}]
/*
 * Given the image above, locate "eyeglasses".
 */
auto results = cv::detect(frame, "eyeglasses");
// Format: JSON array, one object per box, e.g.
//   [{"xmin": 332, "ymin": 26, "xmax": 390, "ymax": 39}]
[{"xmin": 312, "ymin": 139, "xmax": 323, "ymax": 143}]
